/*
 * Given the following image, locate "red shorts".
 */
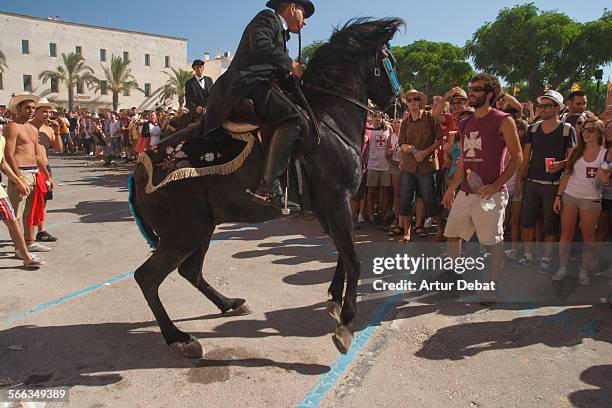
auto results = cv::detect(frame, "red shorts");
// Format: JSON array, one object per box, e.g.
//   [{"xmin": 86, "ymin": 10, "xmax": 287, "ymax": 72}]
[{"xmin": 0, "ymin": 196, "xmax": 16, "ymax": 221}]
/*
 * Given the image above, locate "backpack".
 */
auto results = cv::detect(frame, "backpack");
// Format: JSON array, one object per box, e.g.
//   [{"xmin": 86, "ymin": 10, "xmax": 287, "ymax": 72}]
[{"xmin": 530, "ymin": 120, "xmax": 572, "ymax": 137}]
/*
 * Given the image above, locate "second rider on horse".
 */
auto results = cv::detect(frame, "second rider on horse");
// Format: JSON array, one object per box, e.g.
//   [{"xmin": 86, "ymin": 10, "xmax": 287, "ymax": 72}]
[{"xmin": 202, "ymin": 0, "xmax": 315, "ymax": 212}]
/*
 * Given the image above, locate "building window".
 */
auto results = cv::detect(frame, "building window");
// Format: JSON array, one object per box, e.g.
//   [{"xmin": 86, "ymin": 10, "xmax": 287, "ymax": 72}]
[
  {"xmin": 50, "ymin": 78, "xmax": 59, "ymax": 93},
  {"xmin": 123, "ymin": 88, "xmax": 130, "ymax": 97},
  {"xmin": 165, "ymin": 56, "xmax": 170, "ymax": 68},
  {"xmin": 100, "ymin": 48, "xmax": 106, "ymax": 62},
  {"xmin": 0, "ymin": 73, "xmax": 3, "ymax": 90},
  {"xmin": 75, "ymin": 46, "xmax": 82, "ymax": 55},
  {"xmin": 23, "ymin": 75, "xmax": 32, "ymax": 92},
  {"xmin": 144, "ymin": 54, "xmax": 150, "ymax": 66},
  {"xmin": 100, "ymin": 80, "xmax": 108, "ymax": 95},
  {"xmin": 22, "ymin": 40, "xmax": 29, "ymax": 54},
  {"xmin": 123, "ymin": 51, "xmax": 129, "ymax": 62},
  {"xmin": 50, "ymin": 43, "xmax": 57, "ymax": 57},
  {"xmin": 144, "ymin": 83, "xmax": 151, "ymax": 97},
  {"xmin": 76, "ymin": 79, "xmax": 84, "ymax": 94}
]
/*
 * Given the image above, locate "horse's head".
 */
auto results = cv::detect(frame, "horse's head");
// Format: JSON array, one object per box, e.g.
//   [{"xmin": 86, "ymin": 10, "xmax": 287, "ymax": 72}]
[{"xmin": 305, "ymin": 18, "xmax": 406, "ymax": 116}]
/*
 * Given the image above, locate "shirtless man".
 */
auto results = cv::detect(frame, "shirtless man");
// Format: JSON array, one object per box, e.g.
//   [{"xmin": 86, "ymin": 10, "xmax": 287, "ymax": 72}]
[
  {"xmin": 4, "ymin": 94, "xmax": 55, "ymax": 254},
  {"xmin": 30, "ymin": 99, "xmax": 63, "ymax": 243}
]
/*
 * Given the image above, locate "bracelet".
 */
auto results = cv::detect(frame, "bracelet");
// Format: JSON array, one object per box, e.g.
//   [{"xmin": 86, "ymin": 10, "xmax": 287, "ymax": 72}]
[
  {"xmin": 18, "ymin": 175, "xmax": 24, "ymax": 180},
  {"xmin": 556, "ymin": 193, "xmax": 563, "ymax": 197}
]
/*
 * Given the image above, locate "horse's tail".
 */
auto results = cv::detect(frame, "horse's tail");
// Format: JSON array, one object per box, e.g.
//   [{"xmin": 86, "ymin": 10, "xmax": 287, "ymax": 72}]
[{"xmin": 128, "ymin": 175, "xmax": 158, "ymax": 249}]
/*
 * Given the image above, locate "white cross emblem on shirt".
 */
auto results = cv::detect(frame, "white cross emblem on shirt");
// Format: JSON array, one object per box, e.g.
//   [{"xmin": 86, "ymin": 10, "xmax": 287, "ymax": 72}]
[
  {"xmin": 586, "ymin": 167, "xmax": 598, "ymax": 178},
  {"xmin": 463, "ymin": 131, "xmax": 482, "ymax": 158}
]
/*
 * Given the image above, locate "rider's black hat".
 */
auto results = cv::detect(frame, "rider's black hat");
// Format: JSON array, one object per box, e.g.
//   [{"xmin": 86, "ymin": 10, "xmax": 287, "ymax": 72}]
[
  {"xmin": 192, "ymin": 59, "xmax": 205, "ymax": 68},
  {"xmin": 266, "ymin": 0, "xmax": 315, "ymax": 19}
]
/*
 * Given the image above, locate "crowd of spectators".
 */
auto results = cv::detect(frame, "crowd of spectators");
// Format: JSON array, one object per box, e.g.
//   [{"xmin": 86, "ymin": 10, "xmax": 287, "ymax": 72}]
[{"xmin": 355, "ymin": 73, "xmax": 612, "ymax": 288}]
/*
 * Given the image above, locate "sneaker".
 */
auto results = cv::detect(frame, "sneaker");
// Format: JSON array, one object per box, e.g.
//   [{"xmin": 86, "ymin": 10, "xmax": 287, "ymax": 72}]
[
  {"xmin": 357, "ymin": 213, "xmax": 365, "ymax": 223},
  {"xmin": 26, "ymin": 242, "xmax": 51, "ymax": 252},
  {"xmin": 36, "ymin": 231, "xmax": 58, "ymax": 242},
  {"xmin": 88, "ymin": 152, "xmax": 94, "ymax": 156},
  {"xmin": 515, "ymin": 255, "xmax": 533, "ymax": 268},
  {"xmin": 424, "ymin": 217, "xmax": 433, "ymax": 229},
  {"xmin": 577, "ymin": 268, "xmax": 590, "ymax": 286},
  {"xmin": 538, "ymin": 260, "xmax": 552, "ymax": 274},
  {"xmin": 505, "ymin": 249, "xmax": 518, "ymax": 261},
  {"xmin": 15, "ymin": 249, "xmax": 24, "ymax": 260},
  {"xmin": 551, "ymin": 267, "xmax": 568, "ymax": 281}
]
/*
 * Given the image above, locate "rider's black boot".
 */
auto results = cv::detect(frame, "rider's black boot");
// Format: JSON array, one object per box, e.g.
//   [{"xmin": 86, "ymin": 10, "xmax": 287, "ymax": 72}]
[{"xmin": 250, "ymin": 124, "xmax": 301, "ymax": 212}]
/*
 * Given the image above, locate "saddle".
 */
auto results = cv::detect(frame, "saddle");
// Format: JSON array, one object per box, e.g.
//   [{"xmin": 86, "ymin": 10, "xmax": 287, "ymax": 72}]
[{"xmin": 223, "ymin": 94, "xmax": 313, "ymax": 155}]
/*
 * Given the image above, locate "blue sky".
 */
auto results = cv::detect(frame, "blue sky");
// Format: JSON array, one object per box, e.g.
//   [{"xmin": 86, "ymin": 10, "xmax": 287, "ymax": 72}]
[{"xmin": 2, "ymin": 1, "xmax": 610, "ymax": 76}]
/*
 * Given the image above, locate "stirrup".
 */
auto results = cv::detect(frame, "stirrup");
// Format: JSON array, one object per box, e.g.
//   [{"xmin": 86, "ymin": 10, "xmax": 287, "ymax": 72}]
[{"xmin": 246, "ymin": 189, "xmax": 296, "ymax": 215}]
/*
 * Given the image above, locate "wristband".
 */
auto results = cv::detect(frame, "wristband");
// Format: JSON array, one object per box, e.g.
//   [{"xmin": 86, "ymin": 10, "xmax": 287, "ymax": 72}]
[{"xmin": 556, "ymin": 193, "xmax": 563, "ymax": 197}]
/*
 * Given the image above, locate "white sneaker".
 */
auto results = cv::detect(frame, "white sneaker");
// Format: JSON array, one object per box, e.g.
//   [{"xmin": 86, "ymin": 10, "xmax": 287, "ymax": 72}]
[
  {"xmin": 505, "ymin": 249, "xmax": 518, "ymax": 261},
  {"xmin": 88, "ymin": 152, "xmax": 94, "ymax": 156},
  {"xmin": 23, "ymin": 254, "xmax": 45, "ymax": 268},
  {"xmin": 26, "ymin": 242, "xmax": 51, "ymax": 252},
  {"xmin": 357, "ymin": 213, "xmax": 365, "ymax": 223},
  {"xmin": 578, "ymin": 269, "xmax": 590, "ymax": 285},
  {"xmin": 15, "ymin": 249, "xmax": 24, "ymax": 260},
  {"xmin": 424, "ymin": 217, "xmax": 433, "ymax": 228},
  {"xmin": 551, "ymin": 267, "xmax": 567, "ymax": 281}
]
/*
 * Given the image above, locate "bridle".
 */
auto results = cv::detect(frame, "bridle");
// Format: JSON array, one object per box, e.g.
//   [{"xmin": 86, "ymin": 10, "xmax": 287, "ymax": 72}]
[{"xmin": 305, "ymin": 41, "xmax": 402, "ymax": 118}]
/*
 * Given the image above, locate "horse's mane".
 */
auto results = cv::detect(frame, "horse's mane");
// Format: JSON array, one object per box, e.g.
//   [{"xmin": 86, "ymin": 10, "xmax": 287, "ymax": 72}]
[{"xmin": 304, "ymin": 17, "xmax": 405, "ymax": 97}]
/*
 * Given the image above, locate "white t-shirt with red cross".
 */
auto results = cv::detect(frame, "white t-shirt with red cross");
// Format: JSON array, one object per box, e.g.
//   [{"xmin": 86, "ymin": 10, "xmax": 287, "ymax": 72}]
[
  {"xmin": 365, "ymin": 127, "xmax": 390, "ymax": 171},
  {"xmin": 564, "ymin": 147, "xmax": 606, "ymax": 200}
]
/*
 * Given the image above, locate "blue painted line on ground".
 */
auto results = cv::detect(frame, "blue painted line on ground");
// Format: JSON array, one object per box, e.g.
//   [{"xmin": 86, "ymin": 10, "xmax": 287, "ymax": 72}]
[
  {"xmin": 0, "ymin": 227, "xmax": 258, "ymax": 326},
  {"xmin": 296, "ymin": 292, "xmax": 402, "ymax": 408}
]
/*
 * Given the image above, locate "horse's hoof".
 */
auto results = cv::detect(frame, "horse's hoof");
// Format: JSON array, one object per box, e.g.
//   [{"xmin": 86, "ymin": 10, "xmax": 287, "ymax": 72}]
[
  {"xmin": 232, "ymin": 302, "xmax": 252, "ymax": 315},
  {"xmin": 175, "ymin": 335, "xmax": 203, "ymax": 359},
  {"xmin": 326, "ymin": 300, "xmax": 341, "ymax": 324},
  {"xmin": 332, "ymin": 325, "xmax": 353, "ymax": 355}
]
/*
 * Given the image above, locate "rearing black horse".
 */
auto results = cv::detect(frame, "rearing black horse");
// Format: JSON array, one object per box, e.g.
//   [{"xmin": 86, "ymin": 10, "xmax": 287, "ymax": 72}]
[{"xmin": 130, "ymin": 18, "xmax": 405, "ymax": 358}]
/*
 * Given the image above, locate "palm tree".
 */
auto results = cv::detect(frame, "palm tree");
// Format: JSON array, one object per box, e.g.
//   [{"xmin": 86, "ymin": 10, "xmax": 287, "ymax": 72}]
[
  {"xmin": 92, "ymin": 55, "xmax": 141, "ymax": 111},
  {"xmin": 0, "ymin": 50, "xmax": 7, "ymax": 73},
  {"xmin": 39, "ymin": 52, "xmax": 94, "ymax": 111},
  {"xmin": 159, "ymin": 67, "xmax": 193, "ymax": 107}
]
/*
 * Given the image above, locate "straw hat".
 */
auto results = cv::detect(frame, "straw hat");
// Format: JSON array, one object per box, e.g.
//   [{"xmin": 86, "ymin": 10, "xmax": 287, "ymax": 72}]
[
  {"xmin": 35, "ymin": 97, "xmax": 57, "ymax": 110},
  {"xmin": 8, "ymin": 93, "xmax": 40, "ymax": 113},
  {"xmin": 404, "ymin": 89, "xmax": 428, "ymax": 109}
]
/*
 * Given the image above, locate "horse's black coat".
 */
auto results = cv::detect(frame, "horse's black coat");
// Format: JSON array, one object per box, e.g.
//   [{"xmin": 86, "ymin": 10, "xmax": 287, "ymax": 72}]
[{"xmin": 131, "ymin": 18, "xmax": 405, "ymax": 353}]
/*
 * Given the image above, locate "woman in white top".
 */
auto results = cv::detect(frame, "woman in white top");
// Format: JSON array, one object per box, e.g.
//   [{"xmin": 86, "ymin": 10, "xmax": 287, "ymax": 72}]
[
  {"xmin": 553, "ymin": 116, "xmax": 608, "ymax": 284},
  {"xmin": 148, "ymin": 112, "xmax": 162, "ymax": 146}
]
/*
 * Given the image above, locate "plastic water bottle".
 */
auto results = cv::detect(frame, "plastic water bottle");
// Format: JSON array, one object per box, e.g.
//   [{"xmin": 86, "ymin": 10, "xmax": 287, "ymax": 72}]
[
  {"xmin": 466, "ymin": 169, "xmax": 496, "ymax": 211},
  {"xmin": 600, "ymin": 161, "xmax": 611, "ymax": 173}
]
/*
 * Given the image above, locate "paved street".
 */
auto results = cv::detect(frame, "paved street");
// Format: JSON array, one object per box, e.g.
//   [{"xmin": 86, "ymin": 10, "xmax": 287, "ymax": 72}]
[{"xmin": 1, "ymin": 155, "xmax": 611, "ymax": 408}]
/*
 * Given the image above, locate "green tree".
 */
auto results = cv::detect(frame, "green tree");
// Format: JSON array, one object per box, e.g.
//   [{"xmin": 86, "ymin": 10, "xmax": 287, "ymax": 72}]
[
  {"xmin": 301, "ymin": 40, "xmax": 324, "ymax": 65},
  {"xmin": 465, "ymin": 4, "xmax": 612, "ymax": 98},
  {"xmin": 39, "ymin": 52, "xmax": 95, "ymax": 111},
  {"xmin": 0, "ymin": 50, "xmax": 7, "ymax": 72},
  {"xmin": 92, "ymin": 55, "xmax": 141, "ymax": 111},
  {"xmin": 392, "ymin": 40, "xmax": 474, "ymax": 100},
  {"xmin": 159, "ymin": 67, "xmax": 193, "ymax": 107}
]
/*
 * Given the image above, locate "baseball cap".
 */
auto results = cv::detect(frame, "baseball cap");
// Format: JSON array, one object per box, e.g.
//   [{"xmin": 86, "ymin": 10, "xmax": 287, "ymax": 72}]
[{"xmin": 537, "ymin": 90, "xmax": 564, "ymax": 107}]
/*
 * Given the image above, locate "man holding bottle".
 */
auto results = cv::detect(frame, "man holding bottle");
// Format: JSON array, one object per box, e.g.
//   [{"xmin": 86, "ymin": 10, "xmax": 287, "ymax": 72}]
[{"xmin": 442, "ymin": 73, "xmax": 523, "ymax": 296}]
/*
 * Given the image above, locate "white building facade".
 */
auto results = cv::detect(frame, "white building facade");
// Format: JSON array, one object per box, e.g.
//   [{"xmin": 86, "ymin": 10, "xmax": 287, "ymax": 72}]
[{"xmin": 0, "ymin": 11, "xmax": 187, "ymax": 112}]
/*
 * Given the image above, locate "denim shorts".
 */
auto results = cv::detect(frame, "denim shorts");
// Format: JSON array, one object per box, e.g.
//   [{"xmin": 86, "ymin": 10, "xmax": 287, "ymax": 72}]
[{"xmin": 399, "ymin": 171, "xmax": 441, "ymax": 217}]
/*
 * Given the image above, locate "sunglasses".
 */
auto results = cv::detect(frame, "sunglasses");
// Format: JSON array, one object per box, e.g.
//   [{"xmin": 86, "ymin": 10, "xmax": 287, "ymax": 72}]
[
  {"xmin": 582, "ymin": 127, "xmax": 598, "ymax": 134},
  {"xmin": 406, "ymin": 97, "xmax": 420, "ymax": 102},
  {"xmin": 539, "ymin": 103, "xmax": 556, "ymax": 109},
  {"xmin": 468, "ymin": 86, "xmax": 486, "ymax": 93}
]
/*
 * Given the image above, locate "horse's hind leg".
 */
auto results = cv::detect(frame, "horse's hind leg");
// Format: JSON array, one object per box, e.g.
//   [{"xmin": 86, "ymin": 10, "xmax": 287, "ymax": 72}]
[
  {"xmin": 134, "ymin": 240, "xmax": 203, "ymax": 358},
  {"xmin": 178, "ymin": 227, "xmax": 252, "ymax": 316},
  {"xmin": 326, "ymin": 257, "xmax": 345, "ymax": 324}
]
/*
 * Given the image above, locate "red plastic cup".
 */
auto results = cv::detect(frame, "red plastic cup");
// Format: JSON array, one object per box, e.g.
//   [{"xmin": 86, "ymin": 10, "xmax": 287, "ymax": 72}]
[{"xmin": 545, "ymin": 158, "xmax": 556, "ymax": 173}]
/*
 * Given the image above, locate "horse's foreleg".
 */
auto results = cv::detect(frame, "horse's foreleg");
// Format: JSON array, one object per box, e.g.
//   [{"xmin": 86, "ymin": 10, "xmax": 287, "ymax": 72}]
[
  {"xmin": 325, "ymin": 196, "xmax": 359, "ymax": 354},
  {"xmin": 134, "ymin": 241, "xmax": 203, "ymax": 358},
  {"xmin": 178, "ymin": 227, "xmax": 252, "ymax": 316},
  {"xmin": 326, "ymin": 257, "xmax": 345, "ymax": 324}
]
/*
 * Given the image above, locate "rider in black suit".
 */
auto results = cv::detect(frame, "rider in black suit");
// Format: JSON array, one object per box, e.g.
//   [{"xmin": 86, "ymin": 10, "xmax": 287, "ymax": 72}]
[
  {"xmin": 203, "ymin": 0, "xmax": 315, "ymax": 211},
  {"xmin": 185, "ymin": 59, "xmax": 213, "ymax": 122}
]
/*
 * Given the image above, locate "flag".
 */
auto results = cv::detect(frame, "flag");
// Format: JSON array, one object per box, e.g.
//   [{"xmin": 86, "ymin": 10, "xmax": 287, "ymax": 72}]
[
  {"xmin": 544, "ymin": 84, "xmax": 550, "ymax": 92},
  {"xmin": 513, "ymin": 85, "xmax": 520, "ymax": 95},
  {"xmin": 571, "ymin": 82, "xmax": 582, "ymax": 92}
]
